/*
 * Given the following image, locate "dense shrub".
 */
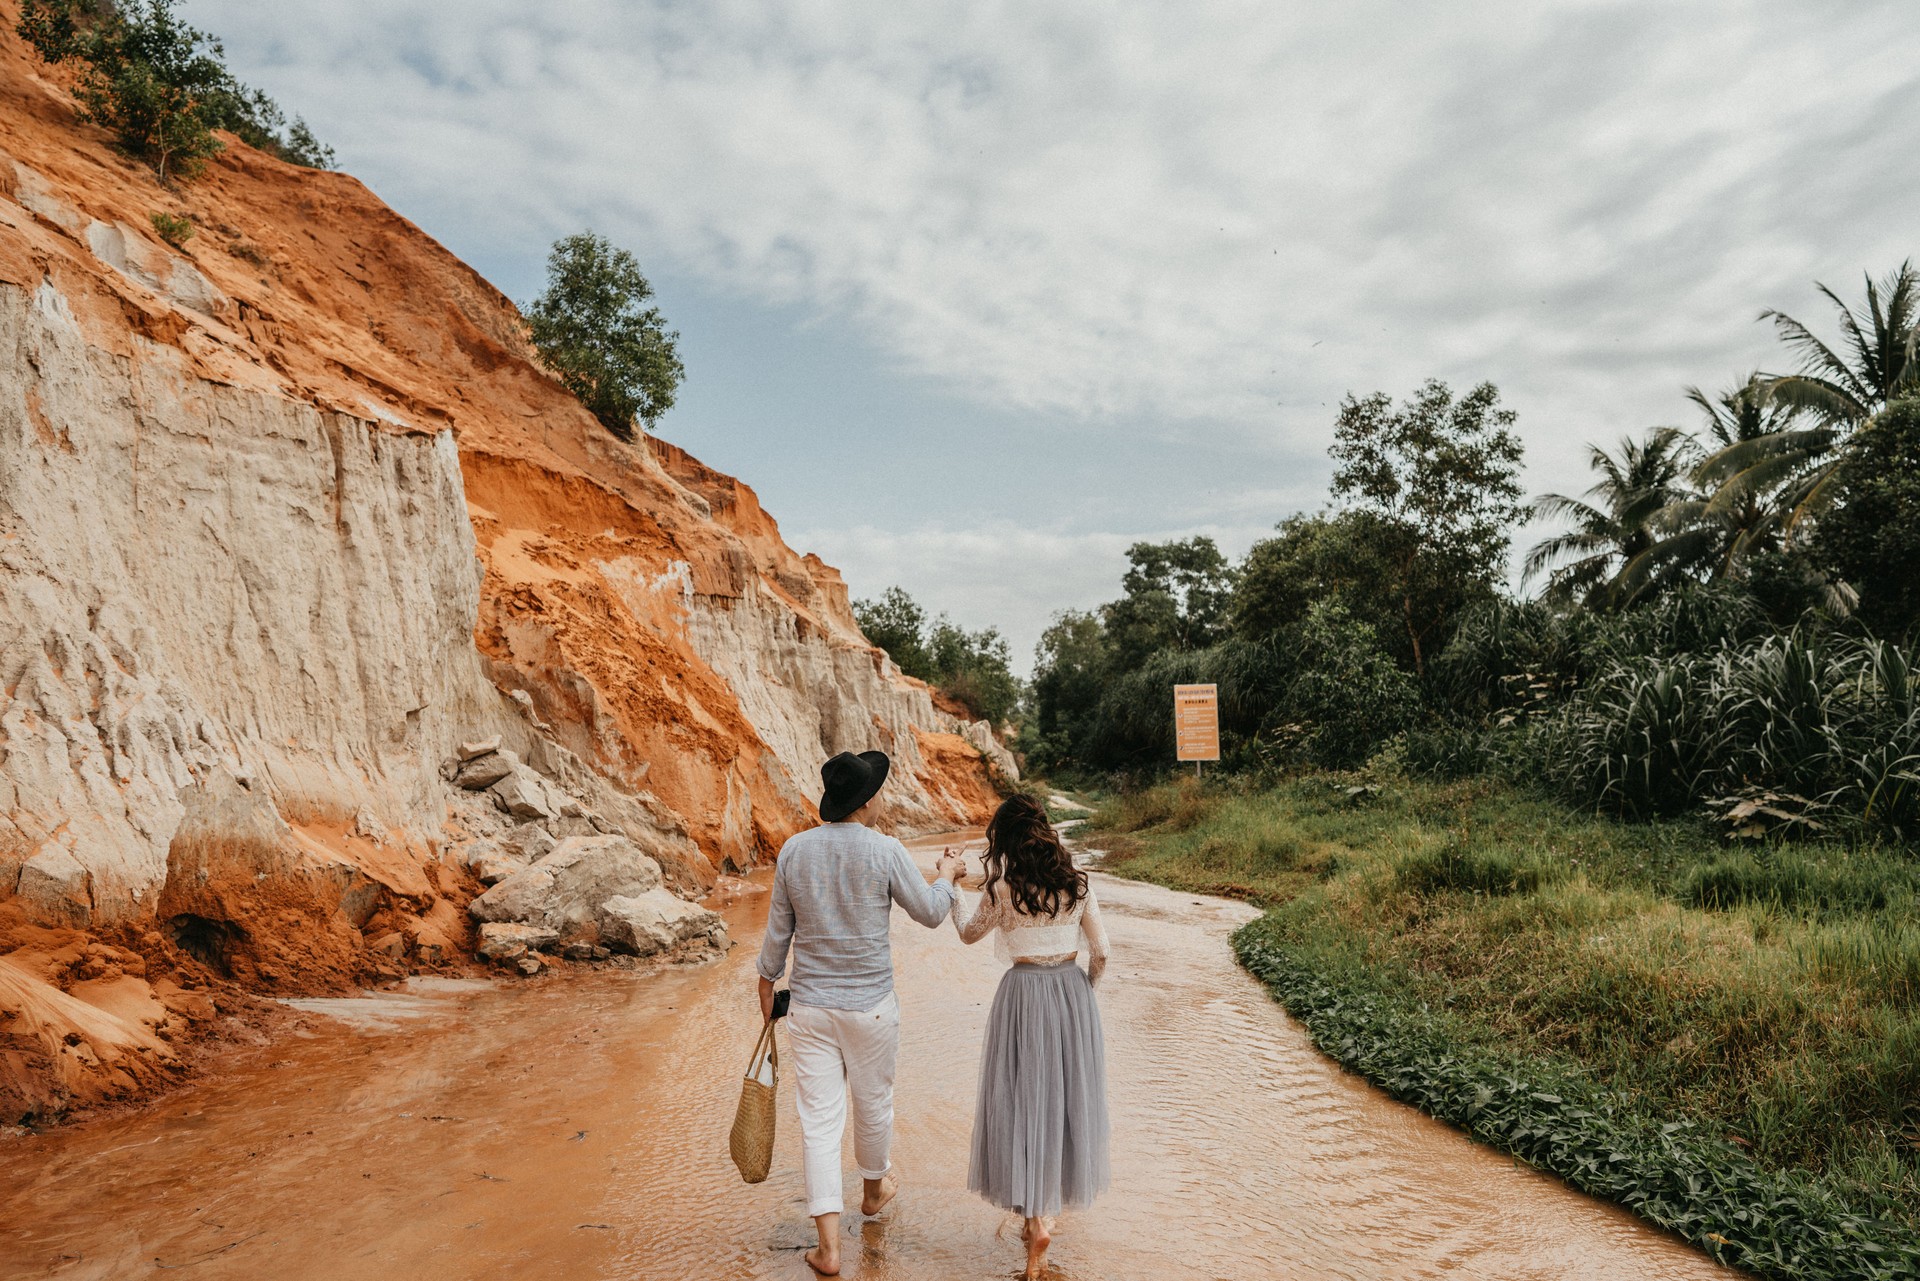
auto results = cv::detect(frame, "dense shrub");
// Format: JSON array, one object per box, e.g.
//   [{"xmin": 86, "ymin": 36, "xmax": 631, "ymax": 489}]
[
  {"xmin": 18, "ymin": 0, "xmax": 335, "ymax": 180},
  {"xmin": 1281, "ymin": 601, "xmax": 1419, "ymax": 767},
  {"xmin": 1400, "ymin": 722, "xmax": 1498, "ymax": 780},
  {"xmin": 1818, "ymin": 398, "xmax": 1920, "ymax": 643},
  {"xmin": 1076, "ymin": 603, "xmax": 1414, "ymax": 774}
]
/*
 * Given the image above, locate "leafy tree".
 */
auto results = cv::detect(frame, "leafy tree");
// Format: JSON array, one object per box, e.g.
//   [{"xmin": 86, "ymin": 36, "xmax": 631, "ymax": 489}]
[
  {"xmin": 1524, "ymin": 426, "xmax": 1697, "ymax": 609},
  {"xmin": 1281, "ymin": 601, "xmax": 1419, "ymax": 768},
  {"xmin": 1020, "ymin": 609, "xmax": 1110, "ymax": 772},
  {"xmin": 1234, "ymin": 507, "xmax": 1403, "ymax": 641},
  {"xmin": 1100, "ymin": 536, "xmax": 1236, "ymax": 669},
  {"xmin": 20, "ymin": 0, "xmax": 228, "ymax": 182},
  {"xmin": 1328, "ymin": 379, "xmax": 1525, "ymax": 673},
  {"xmin": 853, "ymin": 586, "xmax": 932, "ymax": 679},
  {"xmin": 1814, "ymin": 398, "xmax": 1920, "ymax": 641},
  {"xmin": 17, "ymin": 0, "xmax": 335, "ymax": 179},
  {"xmin": 525, "ymin": 233, "xmax": 684, "ymax": 441},
  {"xmin": 927, "ymin": 618, "xmax": 1021, "ymax": 726},
  {"xmin": 210, "ymin": 83, "xmax": 335, "ymax": 169},
  {"xmin": 852, "ymin": 587, "xmax": 1020, "ymax": 725}
]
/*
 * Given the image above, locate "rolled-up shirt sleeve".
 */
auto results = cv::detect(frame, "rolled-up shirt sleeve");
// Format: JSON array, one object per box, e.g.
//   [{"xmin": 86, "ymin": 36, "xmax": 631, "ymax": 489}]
[
  {"xmin": 756, "ymin": 858, "xmax": 795, "ymax": 983},
  {"xmin": 887, "ymin": 840, "xmax": 956, "ymax": 927}
]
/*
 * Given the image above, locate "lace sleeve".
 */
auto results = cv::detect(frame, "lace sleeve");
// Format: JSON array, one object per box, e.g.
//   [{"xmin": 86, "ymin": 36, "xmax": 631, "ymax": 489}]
[
  {"xmin": 1080, "ymin": 887, "xmax": 1109, "ymax": 986},
  {"xmin": 951, "ymin": 885, "xmax": 1003, "ymax": 945}
]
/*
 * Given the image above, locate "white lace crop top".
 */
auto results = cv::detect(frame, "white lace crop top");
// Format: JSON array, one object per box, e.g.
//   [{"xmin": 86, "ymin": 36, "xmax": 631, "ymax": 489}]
[{"xmin": 949, "ymin": 883, "xmax": 1109, "ymax": 985}]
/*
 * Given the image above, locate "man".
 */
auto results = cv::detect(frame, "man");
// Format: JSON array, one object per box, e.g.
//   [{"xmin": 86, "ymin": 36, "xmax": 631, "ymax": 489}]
[{"xmin": 755, "ymin": 749, "xmax": 966, "ymax": 1277}]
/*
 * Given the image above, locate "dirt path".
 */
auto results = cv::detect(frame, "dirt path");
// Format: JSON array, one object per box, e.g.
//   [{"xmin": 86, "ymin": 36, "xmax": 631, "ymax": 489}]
[{"xmin": 0, "ymin": 831, "xmax": 1736, "ymax": 1280}]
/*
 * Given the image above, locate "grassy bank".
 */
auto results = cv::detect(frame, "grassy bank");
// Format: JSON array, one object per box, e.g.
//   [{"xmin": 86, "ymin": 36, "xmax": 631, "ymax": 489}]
[{"xmin": 1086, "ymin": 775, "xmax": 1920, "ymax": 1280}]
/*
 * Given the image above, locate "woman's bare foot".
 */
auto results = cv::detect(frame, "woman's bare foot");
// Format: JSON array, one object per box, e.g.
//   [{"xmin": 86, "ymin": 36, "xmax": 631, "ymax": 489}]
[
  {"xmin": 860, "ymin": 1172, "xmax": 899, "ymax": 1215},
  {"xmin": 1023, "ymin": 1216, "xmax": 1051, "ymax": 1279}
]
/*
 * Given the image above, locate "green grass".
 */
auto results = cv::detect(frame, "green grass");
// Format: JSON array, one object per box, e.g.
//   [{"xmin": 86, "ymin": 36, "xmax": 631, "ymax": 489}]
[{"xmin": 1085, "ymin": 773, "xmax": 1920, "ymax": 1278}]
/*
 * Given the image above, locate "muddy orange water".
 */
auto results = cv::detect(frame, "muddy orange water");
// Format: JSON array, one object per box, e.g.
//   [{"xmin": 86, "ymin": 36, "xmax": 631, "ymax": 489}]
[{"xmin": 2, "ymin": 832, "xmax": 1736, "ymax": 1281}]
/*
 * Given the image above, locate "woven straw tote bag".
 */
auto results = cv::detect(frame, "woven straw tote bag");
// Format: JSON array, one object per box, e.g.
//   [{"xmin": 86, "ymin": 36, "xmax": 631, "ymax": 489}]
[{"xmin": 729, "ymin": 1021, "xmax": 779, "ymax": 1183}]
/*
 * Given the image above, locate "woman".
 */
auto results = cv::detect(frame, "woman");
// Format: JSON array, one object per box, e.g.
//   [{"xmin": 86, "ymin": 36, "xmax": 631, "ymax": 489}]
[{"xmin": 948, "ymin": 794, "xmax": 1110, "ymax": 1280}]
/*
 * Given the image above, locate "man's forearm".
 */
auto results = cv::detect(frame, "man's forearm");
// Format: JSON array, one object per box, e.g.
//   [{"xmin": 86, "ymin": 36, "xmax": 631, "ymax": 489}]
[
  {"xmin": 758, "ymin": 975, "xmax": 776, "ymax": 1022},
  {"xmin": 903, "ymin": 877, "xmax": 957, "ymax": 927}
]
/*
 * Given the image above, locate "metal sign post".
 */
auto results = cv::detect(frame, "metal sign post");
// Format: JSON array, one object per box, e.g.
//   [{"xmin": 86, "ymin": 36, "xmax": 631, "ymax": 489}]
[{"xmin": 1174, "ymin": 683, "xmax": 1220, "ymax": 774}]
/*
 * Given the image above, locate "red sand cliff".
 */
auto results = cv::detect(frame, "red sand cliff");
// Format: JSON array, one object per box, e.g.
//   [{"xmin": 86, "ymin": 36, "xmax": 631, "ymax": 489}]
[{"xmin": 0, "ymin": 7, "xmax": 1007, "ymax": 1120}]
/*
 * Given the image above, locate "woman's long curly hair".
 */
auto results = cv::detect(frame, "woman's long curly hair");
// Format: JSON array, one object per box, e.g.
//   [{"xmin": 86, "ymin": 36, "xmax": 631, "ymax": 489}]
[{"xmin": 981, "ymin": 794, "xmax": 1086, "ymax": 918}]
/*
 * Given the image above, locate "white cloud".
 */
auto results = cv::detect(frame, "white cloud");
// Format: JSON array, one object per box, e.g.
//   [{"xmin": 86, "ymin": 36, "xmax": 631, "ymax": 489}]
[{"xmin": 189, "ymin": 0, "xmax": 1920, "ymax": 646}]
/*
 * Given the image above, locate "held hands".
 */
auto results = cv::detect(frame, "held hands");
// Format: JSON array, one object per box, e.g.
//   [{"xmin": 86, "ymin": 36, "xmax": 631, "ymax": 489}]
[{"xmin": 935, "ymin": 846, "xmax": 967, "ymax": 885}]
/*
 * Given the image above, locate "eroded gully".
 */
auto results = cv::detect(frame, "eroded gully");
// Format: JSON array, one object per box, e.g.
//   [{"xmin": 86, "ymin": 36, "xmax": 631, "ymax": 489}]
[{"xmin": 1, "ymin": 831, "xmax": 1737, "ymax": 1280}]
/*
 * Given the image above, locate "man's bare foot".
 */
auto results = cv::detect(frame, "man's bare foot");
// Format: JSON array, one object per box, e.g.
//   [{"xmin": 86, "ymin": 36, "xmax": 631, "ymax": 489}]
[
  {"xmin": 860, "ymin": 1172, "xmax": 899, "ymax": 1215},
  {"xmin": 1024, "ymin": 1217, "xmax": 1051, "ymax": 1279},
  {"xmin": 806, "ymin": 1211, "xmax": 841, "ymax": 1274}
]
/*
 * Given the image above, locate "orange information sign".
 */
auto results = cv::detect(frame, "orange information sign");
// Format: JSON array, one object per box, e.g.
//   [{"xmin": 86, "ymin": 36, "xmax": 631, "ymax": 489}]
[{"xmin": 1174, "ymin": 683, "xmax": 1220, "ymax": 762}]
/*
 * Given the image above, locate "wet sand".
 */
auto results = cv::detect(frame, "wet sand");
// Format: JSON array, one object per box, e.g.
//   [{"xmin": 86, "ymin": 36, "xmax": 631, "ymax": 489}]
[{"xmin": 0, "ymin": 832, "xmax": 1737, "ymax": 1280}]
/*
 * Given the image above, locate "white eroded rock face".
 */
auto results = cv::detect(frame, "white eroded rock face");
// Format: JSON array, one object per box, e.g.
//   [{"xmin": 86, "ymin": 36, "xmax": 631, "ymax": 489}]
[
  {"xmin": 627, "ymin": 559, "xmax": 1018, "ymax": 836},
  {"xmin": 0, "ymin": 282, "xmax": 492, "ymax": 923},
  {"xmin": 0, "ymin": 280, "xmax": 698, "ymax": 931}
]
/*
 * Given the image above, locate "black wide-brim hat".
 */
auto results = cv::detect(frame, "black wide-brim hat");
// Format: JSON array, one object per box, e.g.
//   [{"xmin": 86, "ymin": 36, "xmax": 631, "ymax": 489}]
[{"xmin": 819, "ymin": 750, "xmax": 890, "ymax": 822}]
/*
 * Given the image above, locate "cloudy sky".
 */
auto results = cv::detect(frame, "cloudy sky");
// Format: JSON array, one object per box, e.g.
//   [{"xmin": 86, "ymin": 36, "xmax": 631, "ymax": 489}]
[{"xmin": 190, "ymin": 0, "xmax": 1920, "ymax": 671}]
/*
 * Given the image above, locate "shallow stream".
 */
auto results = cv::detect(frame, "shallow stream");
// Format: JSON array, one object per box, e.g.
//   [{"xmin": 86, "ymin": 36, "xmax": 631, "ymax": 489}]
[{"xmin": 0, "ymin": 831, "xmax": 1735, "ymax": 1280}]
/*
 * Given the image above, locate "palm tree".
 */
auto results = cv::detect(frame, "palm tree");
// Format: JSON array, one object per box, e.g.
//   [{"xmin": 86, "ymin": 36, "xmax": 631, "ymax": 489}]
[
  {"xmin": 1763, "ymin": 260, "xmax": 1919, "ymax": 425},
  {"xmin": 1648, "ymin": 375, "xmax": 1801, "ymax": 580},
  {"xmin": 1698, "ymin": 262, "xmax": 1920, "ymax": 538},
  {"xmin": 1524, "ymin": 426, "xmax": 1697, "ymax": 609}
]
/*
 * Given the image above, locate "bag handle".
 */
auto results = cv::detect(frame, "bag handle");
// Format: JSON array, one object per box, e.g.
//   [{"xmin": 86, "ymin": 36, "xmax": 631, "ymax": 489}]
[{"xmin": 745, "ymin": 1020, "xmax": 778, "ymax": 1079}]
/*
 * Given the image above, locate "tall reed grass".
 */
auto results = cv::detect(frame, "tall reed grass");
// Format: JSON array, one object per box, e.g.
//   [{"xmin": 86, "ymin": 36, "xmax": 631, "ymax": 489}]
[{"xmin": 1530, "ymin": 631, "xmax": 1920, "ymax": 833}]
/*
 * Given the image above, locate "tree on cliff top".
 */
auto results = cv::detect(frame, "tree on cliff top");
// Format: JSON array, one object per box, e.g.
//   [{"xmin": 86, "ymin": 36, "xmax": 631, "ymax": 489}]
[
  {"xmin": 18, "ymin": 0, "xmax": 337, "ymax": 181},
  {"xmin": 853, "ymin": 587, "xmax": 1022, "ymax": 726},
  {"xmin": 525, "ymin": 233, "xmax": 685, "ymax": 442}
]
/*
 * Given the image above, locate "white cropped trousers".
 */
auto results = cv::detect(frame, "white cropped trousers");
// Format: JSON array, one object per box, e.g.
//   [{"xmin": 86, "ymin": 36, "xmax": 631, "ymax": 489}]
[{"xmin": 786, "ymin": 991, "xmax": 900, "ymax": 1216}]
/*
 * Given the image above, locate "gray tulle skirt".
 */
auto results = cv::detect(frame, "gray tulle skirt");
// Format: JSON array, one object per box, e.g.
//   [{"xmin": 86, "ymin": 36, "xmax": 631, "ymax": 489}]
[{"xmin": 968, "ymin": 959, "xmax": 1111, "ymax": 1218}]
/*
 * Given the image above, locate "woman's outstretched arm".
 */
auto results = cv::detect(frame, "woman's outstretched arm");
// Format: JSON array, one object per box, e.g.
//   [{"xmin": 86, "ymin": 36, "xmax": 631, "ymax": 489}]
[
  {"xmin": 950, "ymin": 883, "xmax": 1002, "ymax": 944},
  {"xmin": 1081, "ymin": 888, "xmax": 1110, "ymax": 986}
]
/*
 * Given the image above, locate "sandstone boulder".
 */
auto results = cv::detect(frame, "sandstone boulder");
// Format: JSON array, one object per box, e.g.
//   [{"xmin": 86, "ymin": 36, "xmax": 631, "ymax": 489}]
[
  {"xmin": 502, "ymin": 825, "xmax": 557, "ymax": 864},
  {"xmin": 453, "ymin": 750, "xmax": 518, "ymax": 791},
  {"xmin": 349, "ymin": 805, "xmax": 391, "ymax": 845},
  {"xmin": 457, "ymin": 736, "xmax": 502, "ymax": 761},
  {"xmin": 470, "ymin": 855, "xmax": 520, "ymax": 886},
  {"xmin": 476, "ymin": 922, "xmax": 559, "ymax": 961},
  {"xmin": 601, "ymin": 889, "xmax": 726, "ymax": 957},
  {"xmin": 467, "ymin": 835, "xmax": 663, "ymax": 945},
  {"xmin": 15, "ymin": 847, "xmax": 92, "ymax": 927},
  {"xmin": 489, "ymin": 764, "xmax": 560, "ymax": 820}
]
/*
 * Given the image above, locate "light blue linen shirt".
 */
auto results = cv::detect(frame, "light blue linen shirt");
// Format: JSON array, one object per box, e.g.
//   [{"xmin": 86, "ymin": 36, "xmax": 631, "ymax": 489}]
[{"xmin": 755, "ymin": 822, "xmax": 957, "ymax": 1011}]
